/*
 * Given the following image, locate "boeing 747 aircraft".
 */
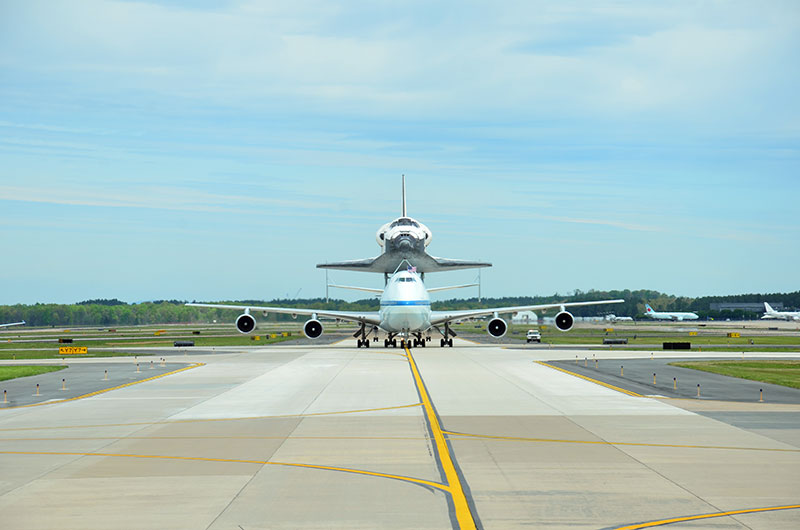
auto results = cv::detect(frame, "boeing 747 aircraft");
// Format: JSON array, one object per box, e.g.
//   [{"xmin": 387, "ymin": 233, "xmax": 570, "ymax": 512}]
[
  {"xmin": 0, "ymin": 321, "xmax": 25, "ymax": 328},
  {"xmin": 316, "ymin": 177, "xmax": 490, "ymax": 278},
  {"xmin": 644, "ymin": 303, "xmax": 698, "ymax": 321},
  {"xmin": 761, "ymin": 302, "xmax": 800, "ymax": 321},
  {"xmin": 188, "ymin": 267, "xmax": 623, "ymax": 348}
]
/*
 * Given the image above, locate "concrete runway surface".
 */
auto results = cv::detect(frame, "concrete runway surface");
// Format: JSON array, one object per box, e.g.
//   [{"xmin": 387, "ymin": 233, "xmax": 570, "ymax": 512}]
[{"xmin": 0, "ymin": 340, "xmax": 798, "ymax": 529}]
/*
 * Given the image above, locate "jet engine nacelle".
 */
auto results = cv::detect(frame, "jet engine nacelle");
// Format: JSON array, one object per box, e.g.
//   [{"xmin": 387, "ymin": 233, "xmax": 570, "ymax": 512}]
[
  {"xmin": 235, "ymin": 313, "xmax": 257, "ymax": 334},
  {"xmin": 303, "ymin": 319, "xmax": 324, "ymax": 339},
  {"xmin": 554, "ymin": 311, "xmax": 574, "ymax": 332},
  {"xmin": 487, "ymin": 317, "xmax": 507, "ymax": 338}
]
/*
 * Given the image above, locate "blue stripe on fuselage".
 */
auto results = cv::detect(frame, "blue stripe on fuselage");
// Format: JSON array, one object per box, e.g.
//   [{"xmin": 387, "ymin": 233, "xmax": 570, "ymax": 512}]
[{"xmin": 380, "ymin": 300, "xmax": 431, "ymax": 306}]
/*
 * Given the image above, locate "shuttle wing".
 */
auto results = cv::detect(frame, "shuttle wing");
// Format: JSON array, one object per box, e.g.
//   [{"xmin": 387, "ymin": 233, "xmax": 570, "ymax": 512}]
[
  {"xmin": 430, "ymin": 299, "xmax": 624, "ymax": 326},
  {"xmin": 186, "ymin": 303, "xmax": 381, "ymax": 326},
  {"xmin": 317, "ymin": 252, "xmax": 490, "ymax": 274}
]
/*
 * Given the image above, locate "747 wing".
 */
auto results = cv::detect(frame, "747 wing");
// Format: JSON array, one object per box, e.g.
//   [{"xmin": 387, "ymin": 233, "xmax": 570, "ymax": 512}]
[
  {"xmin": 431, "ymin": 298, "xmax": 624, "ymax": 337},
  {"xmin": 186, "ymin": 303, "xmax": 380, "ymax": 338}
]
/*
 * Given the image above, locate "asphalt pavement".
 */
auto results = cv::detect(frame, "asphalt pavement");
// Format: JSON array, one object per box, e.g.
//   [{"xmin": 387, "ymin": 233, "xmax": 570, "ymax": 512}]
[{"xmin": 549, "ymin": 357, "xmax": 800, "ymax": 404}]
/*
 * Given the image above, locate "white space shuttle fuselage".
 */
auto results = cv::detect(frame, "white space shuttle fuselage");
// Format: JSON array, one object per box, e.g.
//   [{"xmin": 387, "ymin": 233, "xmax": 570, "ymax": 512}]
[{"xmin": 317, "ymin": 177, "xmax": 490, "ymax": 275}]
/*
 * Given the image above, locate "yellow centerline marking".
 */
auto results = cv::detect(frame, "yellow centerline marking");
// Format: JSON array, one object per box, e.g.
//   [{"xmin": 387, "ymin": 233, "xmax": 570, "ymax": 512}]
[
  {"xmin": 536, "ymin": 361, "xmax": 644, "ymax": 397},
  {"xmin": 0, "ymin": 363, "xmax": 205, "ymax": 410},
  {"xmin": 610, "ymin": 503, "xmax": 800, "ymax": 529},
  {"xmin": 0, "ymin": 402, "xmax": 424, "ymax": 432},
  {"xmin": 442, "ymin": 430, "xmax": 800, "ymax": 453},
  {"xmin": 406, "ymin": 347, "xmax": 476, "ymax": 530},
  {"xmin": 0, "ymin": 450, "xmax": 448, "ymax": 492}
]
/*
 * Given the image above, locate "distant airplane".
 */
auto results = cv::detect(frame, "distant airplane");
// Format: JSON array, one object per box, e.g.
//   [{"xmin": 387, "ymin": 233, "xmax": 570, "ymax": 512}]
[
  {"xmin": 316, "ymin": 176, "xmax": 490, "ymax": 279},
  {"xmin": 604, "ymin": 314, "xmax": 633, "ymax": 322},
  {"xmin": 644, "ymin": 303, "xmax": 698, "ymax": 321},
  {"xmin": 188, "ymin": 265, "xmax": 623, "ymax": 348},
  {"xmin": 0, "ymin": 321, "xmax": 25, "ymax": 328},
  {"xmin": 761, "ymin": 302, "xmax": 800, "ymax": 321}
]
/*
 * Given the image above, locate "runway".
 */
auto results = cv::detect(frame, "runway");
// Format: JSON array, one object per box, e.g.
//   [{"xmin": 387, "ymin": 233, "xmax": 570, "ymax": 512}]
[{"xmin": 0, "ymin": 341, "xmax": 798, "ymax": 529}]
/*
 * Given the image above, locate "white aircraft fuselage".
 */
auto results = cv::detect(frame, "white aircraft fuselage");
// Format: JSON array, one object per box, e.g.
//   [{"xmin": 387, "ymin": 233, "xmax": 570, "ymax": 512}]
[
  {"xmin": 378, "ymin": 270, "xmax": 431, "ymax": 333},
  {"xmin": 644, "ymin": 304, "xmax": 698, "ymax": 321},
  {"xmin": 762, "ymin": 302, "xmax": 800, "ymax": 321}
]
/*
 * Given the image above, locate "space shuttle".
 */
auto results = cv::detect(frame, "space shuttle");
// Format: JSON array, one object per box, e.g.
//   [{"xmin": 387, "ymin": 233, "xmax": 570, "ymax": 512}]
[{"xmin": 317, "ymin": 177, "xmax": 491, "ymax": 278}]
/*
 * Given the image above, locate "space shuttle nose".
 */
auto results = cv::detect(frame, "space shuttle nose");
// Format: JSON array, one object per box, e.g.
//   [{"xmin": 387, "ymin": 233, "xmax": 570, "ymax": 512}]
[{"xmin": 397, "ymin": 235, "xmax": 415, "ymax": 250}]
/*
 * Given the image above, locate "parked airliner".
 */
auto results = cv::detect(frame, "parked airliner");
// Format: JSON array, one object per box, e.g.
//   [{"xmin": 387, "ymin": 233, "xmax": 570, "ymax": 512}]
[
  {"xmin": 188, "ymin": 268, "xmax": 623, "ymax": 348},
  {"xmin": 761, "ymin": 302, "xmax": 800, "ymax": 321},
  {"xmin": 644, "ymin": 303, "xmax": 698, "ymax": 321}
]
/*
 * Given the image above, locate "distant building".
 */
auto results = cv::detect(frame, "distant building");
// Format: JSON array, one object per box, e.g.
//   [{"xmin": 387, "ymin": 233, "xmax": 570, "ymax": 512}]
[
  {"xmin": 709, "ymin": 302, "xmax": 784, "ymax": 312},
  {"xmin": 512, "ymin": 311, "xmax": 538, "ymax": 324}
]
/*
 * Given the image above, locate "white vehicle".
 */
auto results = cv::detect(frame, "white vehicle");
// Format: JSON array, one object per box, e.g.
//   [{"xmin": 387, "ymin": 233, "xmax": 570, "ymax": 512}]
[
  {"xmin": 317, "ymin": 177, "xmax": 490, "ymax": 277},
  {"xmin": 188, "ymin": 267, "xmax": 623, "ymax": 348},
  {"xmin": 604, "ymin": 314, "xmax": 633, "ymax": 322},
  {"xmin": 0, "ymin": 321, "xmax": 25, "ymax": 328},
  {"xmin": 644, "ymin": 303, "xmax": 698, "ymax": 321},
  {"xmin": 526, "ymin": 329, "xmax": 541, "ymax": 343},
  {"xmin": 761, "ymin": 302, "xmax": 800, "ymax": 321}
]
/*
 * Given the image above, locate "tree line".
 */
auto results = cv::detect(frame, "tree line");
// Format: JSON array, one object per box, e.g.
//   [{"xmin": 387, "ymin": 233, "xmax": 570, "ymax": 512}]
[{"xmin": 1, "ymin": 290, "xmax": 798, "ymax": 327}]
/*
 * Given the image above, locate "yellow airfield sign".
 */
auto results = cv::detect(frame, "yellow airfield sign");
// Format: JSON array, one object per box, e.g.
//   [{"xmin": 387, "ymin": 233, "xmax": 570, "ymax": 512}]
[{"xmin": 59, "ymin": 346, "xmax": 88, "ymax": 355}]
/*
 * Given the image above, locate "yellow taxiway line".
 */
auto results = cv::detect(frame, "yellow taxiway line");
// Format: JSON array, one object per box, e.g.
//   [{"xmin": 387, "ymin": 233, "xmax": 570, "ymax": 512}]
[
  {"xmin": 0, "ymin": 363, "xmax": 205, "ymax": 410},
  {"xmin": 535, "ymin": 361, "xmax": 644, "ymax": 397},
  {"xmin": 0, "ymin": 450, "xmax": 448, "ymax": 492},
  {"xmin": 442, "ymin": 430, "xmax": 800, "ymax": 453},
  {"xmin": 0, "ymin": 402, "xmax": 424, "ymax": 432},
  {"xmin": 610, "ymin": 503, "xmax": 800, "ymax": 529},
  {"xmin": 406, "ymin": 347, "xmax": 477, "ymax": 530}
]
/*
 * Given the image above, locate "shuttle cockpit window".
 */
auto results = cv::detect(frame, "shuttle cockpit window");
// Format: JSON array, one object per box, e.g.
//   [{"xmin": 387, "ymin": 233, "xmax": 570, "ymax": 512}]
[{"xmin": 391, "ymin": 218, "xmax": 419, "ymax": 228}]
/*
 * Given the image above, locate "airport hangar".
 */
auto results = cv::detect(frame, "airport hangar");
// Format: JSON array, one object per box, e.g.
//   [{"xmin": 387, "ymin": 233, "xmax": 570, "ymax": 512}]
[{"xmin": 1, "ymin": 329, "xmax": 798, "ymax": 530}]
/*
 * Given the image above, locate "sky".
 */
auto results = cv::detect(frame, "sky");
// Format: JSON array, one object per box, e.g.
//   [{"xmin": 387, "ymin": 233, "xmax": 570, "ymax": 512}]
[{"xmin": 1, "ymin": 0, "xmax": 799, "ymax": 304}]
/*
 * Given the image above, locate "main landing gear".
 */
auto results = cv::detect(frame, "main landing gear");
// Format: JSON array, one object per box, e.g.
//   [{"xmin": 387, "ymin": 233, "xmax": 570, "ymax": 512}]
[
  {"xmin": 355, "ymin": 323, "xmax": 378, "ymax": 348},
  {"xmin": 438, "ymin": 322, "xmax": 455, "ymax": 347},
  {"xmin": 383, "ymin": 332, "xmax": 398, "ymax": 348},
  {"xmin": 381, "ymin": 332, "xmax": 431, "ymax": 349}
]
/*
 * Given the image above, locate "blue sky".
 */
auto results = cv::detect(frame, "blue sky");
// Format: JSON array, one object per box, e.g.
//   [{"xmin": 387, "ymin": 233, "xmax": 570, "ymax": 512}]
[{"xmin": 1, "ymin": 0, "xmax": 798, "ymax": 304}]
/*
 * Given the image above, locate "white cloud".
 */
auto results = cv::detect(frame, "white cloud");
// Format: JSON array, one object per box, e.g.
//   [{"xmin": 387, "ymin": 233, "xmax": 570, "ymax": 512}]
[{"xmin": 2, "ymin": 0, "xmax": 796, "ymax": 124}]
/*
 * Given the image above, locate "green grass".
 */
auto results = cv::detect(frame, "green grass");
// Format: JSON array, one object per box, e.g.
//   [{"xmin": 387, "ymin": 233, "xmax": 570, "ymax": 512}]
[
  {"xmin": 670, "ymin": 360, "xmax": 800, "ymax": 389},
  {"xmin": 0, "ymin": 332, "xmax": 304, "ymax": 360},
  {"xmin": 0, "ymin": 365, "xmax": 67, "ymax": 382}
]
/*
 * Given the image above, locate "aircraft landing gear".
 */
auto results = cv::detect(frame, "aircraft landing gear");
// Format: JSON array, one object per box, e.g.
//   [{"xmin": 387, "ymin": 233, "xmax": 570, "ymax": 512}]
[
  {"xmin": 438, "ymin": 323, "xmax": 455, "ymax": 347},
  {"xmin": 384, "ymin": 333, "xmax": 398, "ymax": 348},
  {"xmin": 354, "ymin": 323, "xmax": 376, "ymax": 349}
]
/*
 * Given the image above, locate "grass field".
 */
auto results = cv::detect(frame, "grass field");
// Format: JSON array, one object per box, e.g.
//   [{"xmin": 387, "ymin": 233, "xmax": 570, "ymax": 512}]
[
  {"xmin": 0, "ymin": 331, "xmax": 303, "ymax": 359},
  {"xmin": 670, "ymin": 360, "xmax": 800, "ymax": 389},
  {"xmin": 451, "ymin": 322, "xmax": 800, "ymax": 350},
  {"xmin": 0, "ymin": 365, "xmax": 67, "ymax": 382}
]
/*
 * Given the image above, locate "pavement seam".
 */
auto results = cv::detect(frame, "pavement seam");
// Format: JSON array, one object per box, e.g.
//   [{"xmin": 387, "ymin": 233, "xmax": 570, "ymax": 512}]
[{"xmin": 406, "ymin": 347, "xmax": 477, "ymax": 530}]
